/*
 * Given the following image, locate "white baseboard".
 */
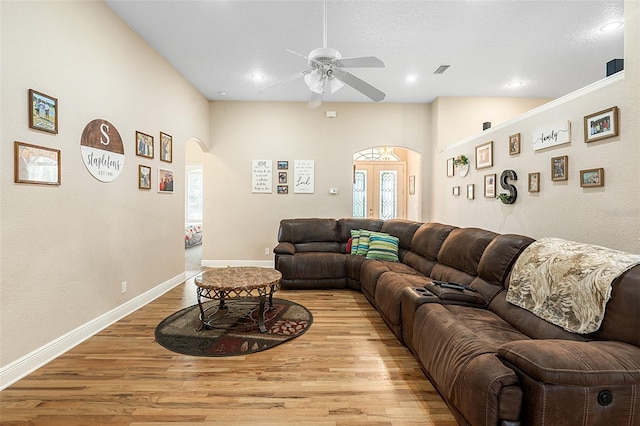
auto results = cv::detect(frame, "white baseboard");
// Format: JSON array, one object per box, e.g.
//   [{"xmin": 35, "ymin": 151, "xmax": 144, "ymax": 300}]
[
  {"xmin": 0, "ymin": 272, "xmax": 187, "ymax": 391},
  {"xmin": 202, "ymin": 259, "xmax": 275, "ymax": 268}
]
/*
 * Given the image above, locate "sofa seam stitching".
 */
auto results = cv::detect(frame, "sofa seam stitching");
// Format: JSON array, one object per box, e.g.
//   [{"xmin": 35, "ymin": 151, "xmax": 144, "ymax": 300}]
[{"xmin": 485, "ymin": 372, "xmax": 513, "ymax": 426}]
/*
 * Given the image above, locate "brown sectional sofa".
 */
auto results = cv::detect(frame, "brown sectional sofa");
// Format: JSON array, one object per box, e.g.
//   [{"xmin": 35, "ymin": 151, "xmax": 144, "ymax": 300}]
[{"xmin": 274, "ymin": 218, "xmax": 640, "ymax": 426}]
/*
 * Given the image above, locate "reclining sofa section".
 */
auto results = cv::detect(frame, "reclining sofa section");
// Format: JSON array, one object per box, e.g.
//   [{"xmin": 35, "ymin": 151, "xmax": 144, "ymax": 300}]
[{"xmin": 274, "ymin": 218, "xmax": 640, "ymax": 426}]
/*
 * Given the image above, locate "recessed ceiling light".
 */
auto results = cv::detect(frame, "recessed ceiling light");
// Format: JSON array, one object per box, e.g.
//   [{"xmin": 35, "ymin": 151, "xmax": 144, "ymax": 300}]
[
  {"xmin": 600, "ymin": 21, "xmax": 623, "ymax": 32},
  {"xmin": 218, "ymin": 91, "xmax": 228, "ymax": 96},
  {"xmin": 508, "ymin": 80, "xmax": 524, "ymax": 88},
  {"xmin": 406, "ymin": 74, "xmax": 417, "ymax": 83},
  {"xmin": 251, "ymin": 74, "xmax": 265, "ymax": 81}
]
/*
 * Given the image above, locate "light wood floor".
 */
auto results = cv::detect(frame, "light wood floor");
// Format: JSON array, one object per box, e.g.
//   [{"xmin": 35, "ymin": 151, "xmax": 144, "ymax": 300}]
[{"xmin": 0, "ymin": 277, "xmax": 456, "ymax": 425}]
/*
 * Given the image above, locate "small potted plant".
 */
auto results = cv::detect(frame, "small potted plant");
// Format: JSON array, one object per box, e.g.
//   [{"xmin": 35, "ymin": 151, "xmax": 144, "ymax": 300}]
[{"xmin": 454, "ymin": 155, "xmax": 469, "ymax": 176}]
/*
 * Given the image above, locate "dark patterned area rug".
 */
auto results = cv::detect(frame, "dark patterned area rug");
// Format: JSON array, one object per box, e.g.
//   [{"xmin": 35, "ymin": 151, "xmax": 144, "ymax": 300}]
[{"xmin": 155, "ymin": 298, "xmax": 313, "ymax": 357}]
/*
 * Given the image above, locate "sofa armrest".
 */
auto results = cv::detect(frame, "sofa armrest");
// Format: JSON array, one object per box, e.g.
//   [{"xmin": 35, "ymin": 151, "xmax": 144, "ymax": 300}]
[
  {"xmin": 497, "ymin": 339, "xmax": 640, "ymax": 386},
  {"xmin": 274, "ymin": 242, "xmax": 296, "ymax": 255}
]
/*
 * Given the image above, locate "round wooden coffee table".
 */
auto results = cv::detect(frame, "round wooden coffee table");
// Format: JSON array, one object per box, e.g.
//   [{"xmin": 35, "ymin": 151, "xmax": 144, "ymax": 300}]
[{"xmin": 194, "ymin": 266, "xmax": 282, "ymax": 333}]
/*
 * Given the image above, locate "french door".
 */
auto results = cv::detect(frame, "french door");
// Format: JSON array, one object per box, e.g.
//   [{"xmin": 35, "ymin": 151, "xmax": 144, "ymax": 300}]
[{"xmin": 353, "ymin": 161, "xmax": 406, "ymax": 219}]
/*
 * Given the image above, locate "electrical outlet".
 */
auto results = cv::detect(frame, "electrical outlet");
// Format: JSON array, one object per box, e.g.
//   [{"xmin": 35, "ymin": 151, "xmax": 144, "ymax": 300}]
[
  {"xmin": 264, "ymin": 247, "xmax": 270, "ymax": 255},
  {"xmin": 121, "ymin": 281, "xmax": 127, "ymax": 294}
]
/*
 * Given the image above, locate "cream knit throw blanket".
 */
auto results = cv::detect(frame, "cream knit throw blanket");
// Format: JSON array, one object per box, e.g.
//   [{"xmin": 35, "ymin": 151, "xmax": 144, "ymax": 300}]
[{"xmin": 506, "ymin": 237, "xmax": 640, "ymax": 334}]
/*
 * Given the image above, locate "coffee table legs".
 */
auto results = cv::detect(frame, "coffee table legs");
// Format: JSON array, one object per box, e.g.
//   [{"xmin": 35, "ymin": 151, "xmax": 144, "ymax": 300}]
[{"xmin": 196, "ymin": 288, "xmax": 276, "ymax": 333}]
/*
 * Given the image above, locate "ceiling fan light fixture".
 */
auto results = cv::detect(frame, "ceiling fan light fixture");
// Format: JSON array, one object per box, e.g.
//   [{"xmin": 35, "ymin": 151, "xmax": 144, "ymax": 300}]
[
  {"xmin": 304, "ymin": 70, "xmax": 324, "ymax": 94},
  {"xmin": 328, "ymin": 76, "xmax": 344, "ymax": 94}
]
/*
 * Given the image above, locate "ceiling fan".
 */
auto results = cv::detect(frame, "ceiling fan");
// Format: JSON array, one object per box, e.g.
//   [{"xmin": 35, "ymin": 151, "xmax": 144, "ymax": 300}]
[{"xmin": 259, "ymin": 0, "xmax": 386, "ymax": 108}]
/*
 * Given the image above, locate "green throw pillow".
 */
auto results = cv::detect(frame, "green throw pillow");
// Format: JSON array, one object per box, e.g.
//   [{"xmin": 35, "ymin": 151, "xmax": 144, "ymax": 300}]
[
  {"xmin": 355, "ymin": 230, "xmax": 371, "ymax": 256},
  {"xmin": 350, "ymin": 229, "xmax": 360, "ymax": 255},
  {"xmin": 366, "ymin": 233, "xmax": 400, "ymax": 262}
]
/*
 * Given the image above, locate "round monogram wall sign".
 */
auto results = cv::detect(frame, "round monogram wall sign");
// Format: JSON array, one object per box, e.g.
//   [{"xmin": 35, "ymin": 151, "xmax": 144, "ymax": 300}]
[{"xmin": 80, "ymin": 119, "xmax": 125, "ymax": 182}]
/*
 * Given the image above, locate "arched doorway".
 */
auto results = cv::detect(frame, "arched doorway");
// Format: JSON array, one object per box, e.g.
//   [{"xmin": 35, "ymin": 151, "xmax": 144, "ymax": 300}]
[{"xmin": 353, "ymin": 146, "xmax": 422, "ymax": 221}]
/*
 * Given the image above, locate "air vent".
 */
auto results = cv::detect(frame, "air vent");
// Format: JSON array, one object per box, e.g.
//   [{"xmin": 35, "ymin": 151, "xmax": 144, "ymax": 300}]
[{"xmin": 434, "ymin": 65, "xmax": 450, "ymax": 74}]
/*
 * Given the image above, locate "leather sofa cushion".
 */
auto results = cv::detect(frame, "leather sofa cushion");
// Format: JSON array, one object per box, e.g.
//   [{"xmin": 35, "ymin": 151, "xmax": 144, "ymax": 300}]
[
  {"xmin": 276, "ymin": 252, "xmax": 346, "ymax": 280},
  {"xmin": 478, "ymin": 234, "xmax": 534, "ymax": 286},
  {"xmin": 410, "ymin": 222, "xmax": 458, "ymax": 260},
  {"xmin": 337, "ymin": 218, "xmax": 384, "ymax": 242},
  {"xmin": 295, "ymin": 242, "xmax": 341, "ymax": 253},
  {"xmin": 437, "ymin": 228, "xmax": 497, "ymax": 276},
  {"xmin": 595, "ymin": 265, "xmax": 640, "ymax": 347},
  {"xmin": 278, "ymin": 218, "xmax": 339, "ymax": 243},
  {"xmin": 498, "ymin": 340, "xmax": 640, "ymax": 386},
  {"xmin": 380, "ymin": 219, "xmax": 422, "ymax": 250}
]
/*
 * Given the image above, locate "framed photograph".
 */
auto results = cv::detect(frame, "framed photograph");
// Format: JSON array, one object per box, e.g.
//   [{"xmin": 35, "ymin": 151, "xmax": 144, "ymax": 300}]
[
  {"xmin": 467, "ymin": 184, "xmax": 475, "ymax": 200},
  {"xmin": 277, "ymin": 161, "xmax": 288, "ymax": 170},
  {"xmin": 509, "ymin": 133, "xmax": 521, "ymax": 155},
  {"xmin": 409, "ymin": 175, "xmax": 416, "ymax": 195},
  {"xmin": 277, "ymin": 185, "xmax": 288, "ymax": 194},
  {"xmin": 484, "ymin": 174, "xmax": 496, "ymax": 198},
  {"xmin": 528, "ymin": 172, "xmax": 540, "ymax": 193},
  {"xmin": 584, "ymin": 106, "xmax": 619, "ymax": 143},
  {"xmin": 452, "ymin": 186, "xmax": 460, "ymax": 196},
  {"xmin": 446, "ymin": 158, "xmax": 455, "ymax": 177},
  {"xmin": 475, "ymin": 141, "xmax": 493, "ymax": 169},
  {"xmin": 138, "ymin": 165, "xmax": 151, "ymax": 190},
  {"xmin": 14, "ymin": 141, "xmax": 61, "ymax": 185},
  {"xmin": 136, "ymin": 131, "xmax": 154, "ymax": 159},
  {"xmin": 580, "ymin": 168, "xmax": 604, "ymax": 187},
  {"xmin": 551, "ymin": 155, "xmax": 568, "ymax": 181},
  {"xmin": 158, "ymin": 168, "xmax": 174, "ymax": 193},
  {"xmin": 278, "ymin": 171, "xmax": 287, "ymax": 184},
  {"xmin": 28, "ymin": 89, "xmax": 58, "ymax": 134},
  {"xmin": 160, "ymin": 132, "xmax": 172, "ymax": 163}
]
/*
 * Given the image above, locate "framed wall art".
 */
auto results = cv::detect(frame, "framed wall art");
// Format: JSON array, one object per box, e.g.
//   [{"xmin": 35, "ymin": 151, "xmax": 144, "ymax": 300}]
[
  {"xmin": 484, "ymin": 174, "xmax": 496, "ymax": 198},
  {"xmin": 138, "ymin": 165, "xmax": 151, "ymax": 190},
  {"xmin": 28, "ymin": 89, "xmax": 58, "ymax": 134},
  {"xmin": 452, "ymin": 186, "xmax": 460, "ymax": 196},
  {"xmin": 467, "ymin": 184, "xmax": 475, "ymax": 200},
  {"xmin": 532, "ymin": 120, "xmax": 571, "ymax": 151},
  {"xmin": 475, "ymin": 141, "xmax": 493, "ymax": 169},
  {"xmin": 14, "ymin": 141, "xmax": 61, "ymax": 185},
  {"xmin": 277, "ymin": 185, "xmax": 289, "ymax": 194},
  {"xmin": 528, "ymin": 172, "xmax": 540, "ymax": 193},
  {"xmin": 584, "ymin": 107, "xmax": 618, "ymax": 143},
  {"xmin": 160, "ymin": 132, "xmax": 172, "ymax": 163},
  {"xmin": 580, "ymin": 168, "xmax": 604, "ymax": 187},
  {"xmin": 447, "ymin": 158, "xmax": 455, "ymax": 177},
  {"xmin": 509, "ymin": 133, "xmax": 521, "ymax": 155},
  {"xmin": 277, "ymin": 161, "xmax": 288, "ymax": 170},
  {"xmin": 409, "ymin": 175, "xmax": 416, "ymax": 195},
  {"xmin": 158, "ymin": 168, "xmax": 174, "ymax": 193},
  {"xmin": 279, "ymin": 171, "xmax": 287, "ymax": 184},
  {"xmin": 136, "ymin": 131, "xmax": 154, "ymax": 159},
  {"xmin": 551, "ymin": 155, "xmax": 568, "ymax": 181}
]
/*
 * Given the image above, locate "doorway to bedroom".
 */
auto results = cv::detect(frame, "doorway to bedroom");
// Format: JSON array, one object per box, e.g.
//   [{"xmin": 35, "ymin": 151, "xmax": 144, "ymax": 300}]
[{"xmin": 185, "ymin": 138, "xmax": 204, "ymax": 276}]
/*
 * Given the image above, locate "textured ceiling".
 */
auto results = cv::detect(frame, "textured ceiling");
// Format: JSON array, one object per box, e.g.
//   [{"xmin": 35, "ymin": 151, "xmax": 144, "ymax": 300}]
[{"xmin": 104, "ymin": 0, "xmax": 625, "ymax": 104}]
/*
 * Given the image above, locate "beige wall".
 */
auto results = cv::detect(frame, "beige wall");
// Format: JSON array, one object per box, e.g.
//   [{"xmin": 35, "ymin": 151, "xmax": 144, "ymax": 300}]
[
  {"xmin": 0, "ymin": 1, "xmax": 209, "ymax": 368},
  {"xmin": 204, "ymin": 102, "xmax": 431, "ymax": 264},
  {"xmin": 430, "ymin": 1, "xmax": 639, "ymax": 253},
  {"xmin": 433, "ymin": 96, "xmax": 553, "ymax": 151}
]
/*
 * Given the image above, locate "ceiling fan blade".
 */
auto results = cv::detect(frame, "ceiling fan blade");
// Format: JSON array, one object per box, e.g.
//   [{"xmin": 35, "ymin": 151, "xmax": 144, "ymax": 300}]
[
  {"xmin": 286, "ymin": 48, "xmax": 324, "ymax": 68},
  {"xmin": 308, "ymin": 91, "xmax": 323, "ymax": 109},
  {"xmin": 258, "ymin": 69, "xmax": 311, "ymax": 93},
  {"xmin": 334, "ymin": 56, "xmax": 385, "ymax": 68},
  {"xmin": 334, "ymin": 70, "xmax": 386, "ymax": 102}
]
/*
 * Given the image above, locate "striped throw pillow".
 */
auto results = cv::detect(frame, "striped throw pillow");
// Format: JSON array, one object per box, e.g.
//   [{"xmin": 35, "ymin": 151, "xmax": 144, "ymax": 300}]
[
  {"xmin": 350, "ymin": 229, "xmax": 360, "ymax": 255},
  {"xmin": 366, "ymin": 233, "xmax": 400, "ymax": 262},
  {"xmin": 355, "ymin": 230, "xmax": 371, "ymax": 256}
]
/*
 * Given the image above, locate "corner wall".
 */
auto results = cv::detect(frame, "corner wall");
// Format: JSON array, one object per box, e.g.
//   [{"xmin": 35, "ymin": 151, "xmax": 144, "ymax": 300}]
[
  {"xmin": 204, "ymin": 101, "xmax": 431, "ymax": 263},
  {"xmin": 0, "ymin": 1, "xmax": 209, "ymax": 371},
  {"xmin": 429, "ymin": 1, "xmax": 639, "ymax": 253}
]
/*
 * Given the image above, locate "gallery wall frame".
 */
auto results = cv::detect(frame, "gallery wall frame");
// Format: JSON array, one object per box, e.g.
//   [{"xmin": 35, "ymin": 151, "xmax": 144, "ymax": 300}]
[
  {"xmin": 551, "ymin": 155, "xmax": 568, "ymax": 181},
  {"xmin": 277, "ymin": 185, "xmax": 289, "ymax": 194},
  {"xmin": 138, "ymin": 164, "xmax": 151, "ymax": 190},
  {"xmin": 160, "ymin": 132, "xmax": 172, "ymax": 163},
  {"xmin": 14, "ymin": 141, "xmax": 61, "ymax": 185},
  {"xmin": 136, "ymin": 131, "xmax": 154, "ymax": 159},
  {"xmin": 475, "ymin": 141, "xmax": 493, "ymax": 169},
  {"xmin": 28, "ymin": 89, "xmax": 58, "ymax": 134},
  {"xmin": 452, "ymin": 186, "xmax": 460, "ymax": 196},
  {"xmin": 580, "ymin": 168, "xmax": 604, "ymax": 187},
  {"xmin": 484, "ymin": 174, "xmax": 496, "ymax": 198},
  {"xmin": 447, "ymin": 158, "xmax": 455, "ymax": 177},
  {"xmin": 277, "ymin": 161, "xmax": 288, "ymax": 170},
  {"xmin": 467, "ymin": 184, "xmax": 475, "ymax": 200},
  {"xmin": 584, "ymin": 106, "xmax": 619, "ymax": 143},
  {"xmin": 158, "ymin": 168, "xmax": 174, "ymax": 193},
  {"xmin": 409, "ymin": 175, "xmax": 416, "ymax": 195},
  {"xmin": 509, "ymin": 133, "xmax": 521, "ymax": 155},
  {"xmin": 528, "ymin": 172, "xmax": 540, "ymax": 193}
]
